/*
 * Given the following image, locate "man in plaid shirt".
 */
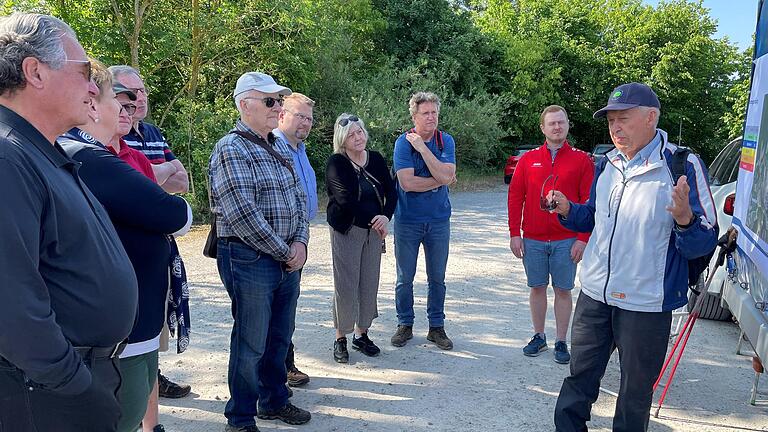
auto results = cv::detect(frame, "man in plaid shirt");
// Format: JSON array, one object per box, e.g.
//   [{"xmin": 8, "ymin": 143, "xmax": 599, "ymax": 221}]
[{"xmin": 209, "ymin": 72, "xmax": 311, "ymax": 431}]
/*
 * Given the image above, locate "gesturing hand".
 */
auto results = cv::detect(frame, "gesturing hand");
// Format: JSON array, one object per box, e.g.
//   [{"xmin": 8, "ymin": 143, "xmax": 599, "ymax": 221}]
[
  {"xmin": 666, "ymin": 175, "xmax": 694, "ymax": 226},
  {"xmin": 547, "ymin": 190, "xmax": 571, "ymax": 217}
]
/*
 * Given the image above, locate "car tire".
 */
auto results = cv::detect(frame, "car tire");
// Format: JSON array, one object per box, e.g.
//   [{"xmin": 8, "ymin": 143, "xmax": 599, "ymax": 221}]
[
  {"xmin": 687, "ymin": 280, "xmax": 732, "ymax": 321},
  {"xmin": 504, "ymin": 174, "xmax": 512, "ymax": 184}
]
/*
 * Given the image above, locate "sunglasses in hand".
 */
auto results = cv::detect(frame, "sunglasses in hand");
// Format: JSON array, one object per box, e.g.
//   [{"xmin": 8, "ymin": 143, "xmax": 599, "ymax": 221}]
[{"xmin": 539, "ymin": 174, "xmax": 559, "ymax": 211}]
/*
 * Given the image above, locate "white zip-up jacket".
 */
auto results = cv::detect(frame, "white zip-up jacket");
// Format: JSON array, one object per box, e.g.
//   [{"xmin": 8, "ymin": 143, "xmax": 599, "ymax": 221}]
[{"xmin": 561, "ymin": 130, "xmax": 718, "ymax": 312}]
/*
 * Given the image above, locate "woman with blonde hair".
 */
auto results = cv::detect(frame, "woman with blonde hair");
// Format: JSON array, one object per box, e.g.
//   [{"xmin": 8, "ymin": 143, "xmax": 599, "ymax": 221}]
[
  {"xmin": 57, "ymin": 59, "xmax": 191, "ymax": 432},
  {"xmin": 325, "ymin": 114, "xmax": 397, "ymax": 363}
]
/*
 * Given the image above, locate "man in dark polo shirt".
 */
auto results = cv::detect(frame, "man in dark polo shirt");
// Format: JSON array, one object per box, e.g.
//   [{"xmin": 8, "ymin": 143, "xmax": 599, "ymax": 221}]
[{"xmin": 0, "ymin": 13, "xmax": 138, "ymax": 432}]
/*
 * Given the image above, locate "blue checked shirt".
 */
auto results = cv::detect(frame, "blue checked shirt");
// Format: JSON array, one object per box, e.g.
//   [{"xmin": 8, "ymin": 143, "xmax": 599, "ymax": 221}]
[{"xmin": 209, "ymin": 120, "xmax": 309, "ymax": 261}]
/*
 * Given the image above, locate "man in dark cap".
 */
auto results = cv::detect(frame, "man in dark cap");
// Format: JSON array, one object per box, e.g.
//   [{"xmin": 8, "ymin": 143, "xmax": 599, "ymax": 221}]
[{"xmin": 548, "ymin": 82, "xmax": 718, "ymax": 431}]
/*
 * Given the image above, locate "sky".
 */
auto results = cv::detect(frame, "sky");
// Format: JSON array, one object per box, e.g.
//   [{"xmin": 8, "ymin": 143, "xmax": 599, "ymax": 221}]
[{"xmin": 643, "ymin": 0, "xmax": 758, "ymax": 50}]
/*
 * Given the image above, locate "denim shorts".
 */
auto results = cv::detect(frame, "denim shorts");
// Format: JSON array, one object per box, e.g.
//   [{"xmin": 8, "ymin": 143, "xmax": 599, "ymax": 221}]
[{"xmin": 522, "ymin": 237, "xmax": 577, "ymax": 290}]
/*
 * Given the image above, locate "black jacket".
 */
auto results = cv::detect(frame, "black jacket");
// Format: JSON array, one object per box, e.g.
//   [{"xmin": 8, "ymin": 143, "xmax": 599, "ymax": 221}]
[
  {"xmin": 59, "ymin": 136, "xmax": 189, "ymax": 345},
  {"xmin": 326, "ymin": 150, "xmax": 397, "ymax": 233}
]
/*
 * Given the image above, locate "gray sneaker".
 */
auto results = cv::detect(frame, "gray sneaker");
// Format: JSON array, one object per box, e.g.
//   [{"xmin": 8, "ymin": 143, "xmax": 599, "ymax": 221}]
[
  {"xmin": 391, "ymin": 325, "xmax": 413, "ymax": 347},
  {"xmin": 426, "ymin": 327, "xmax": 453, "ymax": 350}
]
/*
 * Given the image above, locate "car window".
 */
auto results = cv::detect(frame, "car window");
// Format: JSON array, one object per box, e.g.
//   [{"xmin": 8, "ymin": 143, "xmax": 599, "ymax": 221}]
[{"xmin": 709, "ymin": 139, "xmax": 742, "ymax": 186}]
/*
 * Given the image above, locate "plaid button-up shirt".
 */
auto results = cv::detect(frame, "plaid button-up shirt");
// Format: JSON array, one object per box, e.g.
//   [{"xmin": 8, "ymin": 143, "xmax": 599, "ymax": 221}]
[{"xmin": 209, "ymin": 120, "xmax": 309, "ymax": 261}]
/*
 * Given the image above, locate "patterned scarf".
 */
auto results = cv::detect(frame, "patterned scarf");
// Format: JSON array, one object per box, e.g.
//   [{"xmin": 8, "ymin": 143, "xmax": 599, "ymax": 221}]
[{"xmin": 168, "ymin": 237, "xmax": 190, "ymax": 353}]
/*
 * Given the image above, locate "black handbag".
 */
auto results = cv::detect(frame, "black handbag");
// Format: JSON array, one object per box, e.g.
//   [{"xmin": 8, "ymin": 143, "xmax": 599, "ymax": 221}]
[{"xmin": 202, "ymin": 179, "xmax": 218, "ymax": 258}]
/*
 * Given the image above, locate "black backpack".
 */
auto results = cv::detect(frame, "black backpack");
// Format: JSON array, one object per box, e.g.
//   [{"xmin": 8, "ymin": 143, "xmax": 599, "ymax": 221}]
[
  {"xmin": 667, "ymin": 147, "xmax": 717, "ymax": 289},
  {"xmin": 597, "ymin": 147, "xmax": 717, "ymax": 288}
]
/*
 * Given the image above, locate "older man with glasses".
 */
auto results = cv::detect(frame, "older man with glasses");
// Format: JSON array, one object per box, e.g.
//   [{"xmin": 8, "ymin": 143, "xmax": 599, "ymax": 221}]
[
  {"xmin": 210, "ymin": 72, "xmax": 311, "ymax": 432},
  {"xmin": 109, "ymin": 65, "xmax": 189, "ymax": 195},
  {"xmin": 507, "ymin": 105, "xmax": 594, "ymax": 365},
  {"xmin": 0, "ymin": 13, "xmax": 138, "ymax": 431}
]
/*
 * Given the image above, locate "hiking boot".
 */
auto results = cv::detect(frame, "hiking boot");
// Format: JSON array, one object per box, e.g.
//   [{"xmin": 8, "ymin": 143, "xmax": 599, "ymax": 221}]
[
  {"xmin": 554, "ymin": 341, "xmax": 571, "ymax": 364},
  {"xmin": 352, "ymin": 333, "xmax": 381, "ymax": 357},
  {"xmin": 257, "ymin": 402, "xmax": 311, "ymax": 425},
  {"xmin": 152, "ymin": 426, "xmax": 166, "ymax": 432},
  {"xmin": 333, "ymin": 337, "xmax": 349, "ymax": 363},
  {"xmin": 224, "ymin": 425, "xmax": 260, "ymax": 432},
  {"xmin": 158, "ymin": 371, "xmax": 191, "ymax": 398},
  {"xmin": 523, "ymin": 333, "xmax": 548, "ymax": 357},
  {"xmin": 390, "ymin": 325, "xmax": 413, "ymax": 347},
  {"xmin": 426, "ymin": 327, "xmax": 453, "ymax": 350},
  {"xmin": 287, "ymin": 366, "xmax": 310, "ymax": 387}
]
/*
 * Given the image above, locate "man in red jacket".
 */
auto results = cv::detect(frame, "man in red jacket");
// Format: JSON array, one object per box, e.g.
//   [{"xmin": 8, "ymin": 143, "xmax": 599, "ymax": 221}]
[{"xmin": 507, "ymin": 105, "xmax": 594, "ymax": 364}]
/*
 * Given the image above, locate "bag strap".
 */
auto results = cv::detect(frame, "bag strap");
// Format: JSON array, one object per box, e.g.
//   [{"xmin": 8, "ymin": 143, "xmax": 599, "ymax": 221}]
[
  {"xmin": 230, "ymin": 130, "xmax": 296, "ymax": 181},
  {"xmin": 345, "ymin": 153, "xmax": 385, "ymax": 213}
]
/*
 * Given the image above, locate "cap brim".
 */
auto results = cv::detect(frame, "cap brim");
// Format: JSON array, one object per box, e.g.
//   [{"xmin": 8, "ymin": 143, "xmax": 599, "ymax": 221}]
[
  {"xmin": 235, "ymin": 84, "xmax": 293, "ymax": 97},
  {"xmin": 112, "ymin": 83, "xmax": 137, "ymax": 101},
  {"xmin": 114, "ymin": 89, "xmax": 137, "ymax": 101},
  {"xmin": 593, "ymin": 103, "xmax": 639, "ymax": 119}
]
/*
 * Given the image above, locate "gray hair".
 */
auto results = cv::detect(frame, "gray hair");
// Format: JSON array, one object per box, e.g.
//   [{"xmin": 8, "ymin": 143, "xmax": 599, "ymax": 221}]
[
  {"xmin": 0, "ymin": 13, "xmax": 75, "ymax": 96},
  {"xmin": 409, "ymin": 91, "xmax": 441, "ymax": 117},
  {"xmin": 234, "ymin": 90, "xmax": 252, "ymax": 116},
  {"xmin": 641, "ymin": 106, "xmax": 661, "ymax": 128},
  {"xmin": 333, "ymin": 113, "xmax": 368, "ymax": 154},
  {"xmin": 108, "ymin": 64, "xmax": 141, "ymax": 81}
]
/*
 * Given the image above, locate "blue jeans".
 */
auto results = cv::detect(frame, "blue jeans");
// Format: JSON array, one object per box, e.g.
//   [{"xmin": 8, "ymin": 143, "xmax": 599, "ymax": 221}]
[
  {"xmin": 394, "ymin": 219, "xmax": 450, "ymax": 327},
  {"xmin": 217, "ymin": 239, "xmax": 299, "ymax": 428}
]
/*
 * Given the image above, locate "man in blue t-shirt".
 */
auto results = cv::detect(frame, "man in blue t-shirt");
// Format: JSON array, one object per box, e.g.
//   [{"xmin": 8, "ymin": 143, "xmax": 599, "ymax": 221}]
[{"xmin": 391, "ymin": 92, "xmax": 457, "ymax": 350}]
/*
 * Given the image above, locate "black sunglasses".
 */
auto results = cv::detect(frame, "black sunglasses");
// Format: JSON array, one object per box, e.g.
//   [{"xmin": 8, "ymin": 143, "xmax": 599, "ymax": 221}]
[
  {"xmin": 243, "ymin": 96, "xmax": 284, "ymax": 108},
  {"xmin": 339, "ymin": 115, "xmax": 359, "ymax": 127},
  {"xmin": 540, "ymin": 174, "xmax": 559, "ymax": 211}
]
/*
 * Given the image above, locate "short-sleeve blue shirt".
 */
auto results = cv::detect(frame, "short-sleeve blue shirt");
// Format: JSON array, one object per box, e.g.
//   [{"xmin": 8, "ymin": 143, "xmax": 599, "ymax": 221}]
[{"xmin": 392, "ymin": 130, "xmax": 455, "ymax": 223}]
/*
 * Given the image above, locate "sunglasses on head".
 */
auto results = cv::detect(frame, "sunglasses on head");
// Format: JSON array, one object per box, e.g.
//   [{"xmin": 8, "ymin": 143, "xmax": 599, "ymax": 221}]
[
  {"xmin": 243, "ymin": 96, "xmax": 284, "ymax": 108},
  {"xmin": 539, "ymin": 174, "xmax": 559, "ymax": 211},
  {"xmin": 339, "ymin": 115, "xmax": 359, "ymax": 127}
]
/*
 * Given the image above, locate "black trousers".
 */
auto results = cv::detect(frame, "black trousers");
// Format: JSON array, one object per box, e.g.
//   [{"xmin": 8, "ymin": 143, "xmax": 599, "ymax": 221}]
[
  {"xmin": 0, "ymin": 355, "xmax": 122, "ymax": 432},
  {"xmin": 554, "ymin": 292, "xmax": 672, "ymax": 432}
]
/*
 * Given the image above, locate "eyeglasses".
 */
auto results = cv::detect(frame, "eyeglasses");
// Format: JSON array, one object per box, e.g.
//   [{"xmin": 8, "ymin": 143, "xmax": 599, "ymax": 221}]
[
  {"xmin": 120, "ymin": 103, "xmax": 137, "ymax": 116},
  {"xmin": 243, "ymin": 96, "xmax": 284, "ymax": 108},
  {"xmin": 540, "ymin": 174, "xmax": 559, "ymax": 211},
  {"xmin": 339, "ymin": 115, "xmax": 359, "ymax": 127},
  {"xmin": 285, "ymin": 109, "xmax": 313, "ymax": 124},
  {"xmin": 64, "ymin": 59, "xmax": 92, "ymax": 81}
]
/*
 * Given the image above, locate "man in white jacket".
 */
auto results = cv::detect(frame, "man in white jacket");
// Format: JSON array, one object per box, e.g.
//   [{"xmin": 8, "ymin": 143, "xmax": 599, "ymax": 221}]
[{"xmin": 549, "ymin": 82, "xmax": 718, "ymax": 432}]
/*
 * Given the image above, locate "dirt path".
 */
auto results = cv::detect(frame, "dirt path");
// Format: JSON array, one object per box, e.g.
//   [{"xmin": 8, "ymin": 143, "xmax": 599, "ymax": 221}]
[{"xmin": 159, "ymin": 187, "xmax": 768, "ymax": 431}]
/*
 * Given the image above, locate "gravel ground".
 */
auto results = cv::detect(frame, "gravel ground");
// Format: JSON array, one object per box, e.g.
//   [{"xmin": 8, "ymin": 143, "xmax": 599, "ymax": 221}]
[{"xmin": 158, "ymin": 186, "xmax": 768, "ymax": 431}]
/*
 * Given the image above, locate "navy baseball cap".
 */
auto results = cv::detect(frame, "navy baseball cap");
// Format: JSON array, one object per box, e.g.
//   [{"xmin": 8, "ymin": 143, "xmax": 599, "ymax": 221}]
[{"xmin": 593, "ymin": 82, "xmax": 660, "ymax": 119}]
